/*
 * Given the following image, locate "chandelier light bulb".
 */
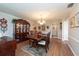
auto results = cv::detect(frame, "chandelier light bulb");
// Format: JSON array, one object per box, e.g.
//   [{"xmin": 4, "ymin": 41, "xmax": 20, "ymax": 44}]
[{"xmin": 38, "ymin": 20, "xmax": 45, "ymax": 25}]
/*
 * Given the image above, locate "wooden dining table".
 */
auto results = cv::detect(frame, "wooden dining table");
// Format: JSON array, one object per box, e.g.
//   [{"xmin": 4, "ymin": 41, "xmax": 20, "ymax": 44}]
[{"xmin": 28, "ymin": 33, "xmax": 47, "ymax": 47}]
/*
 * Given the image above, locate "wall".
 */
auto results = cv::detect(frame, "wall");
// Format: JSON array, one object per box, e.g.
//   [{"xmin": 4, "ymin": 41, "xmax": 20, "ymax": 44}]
[
  {"xmin": 36, "ymin": 20, "xmax": 59, "ymax": 38},
  {"xmin": 44, "ymin": 20, "xmax": 62, "ymax": 39},
  {"xmin": 26, "ymin": 20, "xmax": 39, "ymax": 30},
  {"xmin": 0, "ymin": 11, "xmax": 19, "ymax": 38},
  {"xmin": 68, "ymin": 4, "xmax": 79, "ymax": 56}
]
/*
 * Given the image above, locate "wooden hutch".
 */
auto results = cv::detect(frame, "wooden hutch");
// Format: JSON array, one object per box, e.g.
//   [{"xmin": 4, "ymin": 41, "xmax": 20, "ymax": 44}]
[{"xmin": 14, "ymin": 19, "xmax": 30, "ymax": 42}]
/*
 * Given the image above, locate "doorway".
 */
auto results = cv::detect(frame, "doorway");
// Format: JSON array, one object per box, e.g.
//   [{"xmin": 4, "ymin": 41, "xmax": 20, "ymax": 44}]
[{"xmin": 62, "ymin": 20, "xmax": 68, "ymax": 41}]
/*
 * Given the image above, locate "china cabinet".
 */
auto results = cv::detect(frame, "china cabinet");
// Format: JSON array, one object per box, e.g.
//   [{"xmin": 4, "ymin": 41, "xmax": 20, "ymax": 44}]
[{"xmin": 14, "ymin": 19, "xmax": 30, "ymax": 42}]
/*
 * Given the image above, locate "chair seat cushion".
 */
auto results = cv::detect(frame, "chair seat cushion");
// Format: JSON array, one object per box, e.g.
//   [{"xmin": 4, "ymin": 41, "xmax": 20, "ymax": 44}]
[{"xmin": 38, "ymin": 40, "xmax": 46, "ymax": 45}]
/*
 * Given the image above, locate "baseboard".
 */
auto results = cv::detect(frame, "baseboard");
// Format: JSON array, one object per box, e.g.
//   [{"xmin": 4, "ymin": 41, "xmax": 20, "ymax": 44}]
[{"xmin": 67, "ymin": 42, "xmax": 77, "ymax": 56}]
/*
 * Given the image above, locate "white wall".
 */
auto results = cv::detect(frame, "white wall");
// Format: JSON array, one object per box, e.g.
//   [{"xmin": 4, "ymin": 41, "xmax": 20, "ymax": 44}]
[
  {"xmin": 68, "ymin": 4, "xmax": 79, "ymax": 56},
  {"xmin": 0, "ymin": 12, "xmax": 19, "ymax": 38},
  {"xmin": 68, "ymin": 28, "xmax": 79, "ymax": 55},
  {"xmin": 26, "ymin": 20, "xmax": 39, "ymax": 30},
  {"xmin": 36, "ymin": 20, "xmax": 59, "ymax": 38}
]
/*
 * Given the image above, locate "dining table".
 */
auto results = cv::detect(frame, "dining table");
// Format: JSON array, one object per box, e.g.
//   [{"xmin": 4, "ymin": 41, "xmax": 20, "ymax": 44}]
[{"xmin": 28, "ymin": 33, "xmax": 47, "ymax": 48}]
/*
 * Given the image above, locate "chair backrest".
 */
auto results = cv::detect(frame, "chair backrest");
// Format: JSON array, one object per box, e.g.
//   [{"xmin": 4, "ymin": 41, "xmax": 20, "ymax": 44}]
[
  {"xmin": 47, "ymin": 32, "xmax": 50, "ymax": 39},
  {"xmin": 46, "ymin": 32, "xmax": 50, "ymax": 45}
]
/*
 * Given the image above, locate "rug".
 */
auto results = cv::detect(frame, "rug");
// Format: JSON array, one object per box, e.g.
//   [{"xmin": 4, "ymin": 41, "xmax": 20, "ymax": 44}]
[{"xmin": 22, "ymin": 45, "xmax": 47, "ymax": 56}]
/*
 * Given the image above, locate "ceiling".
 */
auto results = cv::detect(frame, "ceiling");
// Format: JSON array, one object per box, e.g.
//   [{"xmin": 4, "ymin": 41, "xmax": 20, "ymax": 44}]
[{"xmin": 0, "ymin": 3, "xmax": 76, "ymax": 22}]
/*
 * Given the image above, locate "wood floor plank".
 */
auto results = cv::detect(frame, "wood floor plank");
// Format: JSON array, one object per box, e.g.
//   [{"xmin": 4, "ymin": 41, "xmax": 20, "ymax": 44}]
[{"xmin": 15, "ymin": 38, "xmax": 74, "ymax": 56}]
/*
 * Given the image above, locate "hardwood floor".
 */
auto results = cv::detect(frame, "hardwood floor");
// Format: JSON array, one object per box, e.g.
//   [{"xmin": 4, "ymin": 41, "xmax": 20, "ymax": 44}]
[
  {"xmin": 47, "ymin": 38, "xmax": 73, "ymax": 56},
  {"xmin": 15, "ymin": 38, "xmax": 74, "ymax": 56}
]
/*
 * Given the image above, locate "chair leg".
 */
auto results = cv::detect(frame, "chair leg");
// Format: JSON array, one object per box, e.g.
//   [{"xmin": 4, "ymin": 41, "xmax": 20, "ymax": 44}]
[
  {"xmin": 45, "ymin": 45, "xmax": 48, "ymax": 53},
  {"xmin": 46, "ymin": 49, "xmax": 47, "ymax": 53},
  {"xmin": 32, "ymin": 41, "xmax": 37, "ymax": 48}
]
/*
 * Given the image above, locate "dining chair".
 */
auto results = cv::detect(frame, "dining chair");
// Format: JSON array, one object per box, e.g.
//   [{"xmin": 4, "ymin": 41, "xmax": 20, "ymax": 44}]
[
  {"xmin": 29, "ymin": 31, "xmax": 39, "ymax": 48},
  {"xmin": 37, "ymin": 32, "xmax": 50, "ymax": 53}
]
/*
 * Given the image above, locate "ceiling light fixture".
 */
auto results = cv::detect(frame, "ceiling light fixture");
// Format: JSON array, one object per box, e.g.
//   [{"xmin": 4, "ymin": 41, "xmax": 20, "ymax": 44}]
[
  {"xmin": 37, "ymin": 15, "xmax": 46, "ymax": 25},
  {"xmin": 38, "ymin": 20, "xmax": 45, "ymax": 25}
]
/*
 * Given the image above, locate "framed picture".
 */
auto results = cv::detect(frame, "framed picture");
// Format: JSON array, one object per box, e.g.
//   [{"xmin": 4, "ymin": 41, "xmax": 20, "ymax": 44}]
[
  {"xmin": 70, "ymin": 16, "xmax": 76, "ymax": 28},
  {"xmin": 38, "ymin": 25, "xmax": 47, "ymax": 31},
  {"xmin": 70, "ymin": 12, "xmax": 79, "ymax": 28},
  {"xmin": 75, "ymin": 12, "xmax": 79, "ymax": 27},
  {"xmin": 38, "ymin": 26, "xmax": 41, "ymax": 30},
  {"xmin": 42, "ymin": 25, "xmax": 45, "ymax": 31}
]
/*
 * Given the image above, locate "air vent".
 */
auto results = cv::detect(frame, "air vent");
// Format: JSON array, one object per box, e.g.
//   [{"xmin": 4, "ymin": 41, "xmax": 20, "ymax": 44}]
[{"xmin": 67, "ymin": 3, "xmax": 74, "ymax": 8}]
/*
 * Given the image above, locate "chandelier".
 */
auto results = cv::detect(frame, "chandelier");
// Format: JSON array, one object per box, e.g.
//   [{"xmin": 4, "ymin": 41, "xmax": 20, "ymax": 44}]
[
  {"xmin": 37, "ymin": 15, "xmax": 46, "ymax": 25},
  {"xmin": 38, "ymin": 20, "xmax": 45, "ymax": 25}
]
